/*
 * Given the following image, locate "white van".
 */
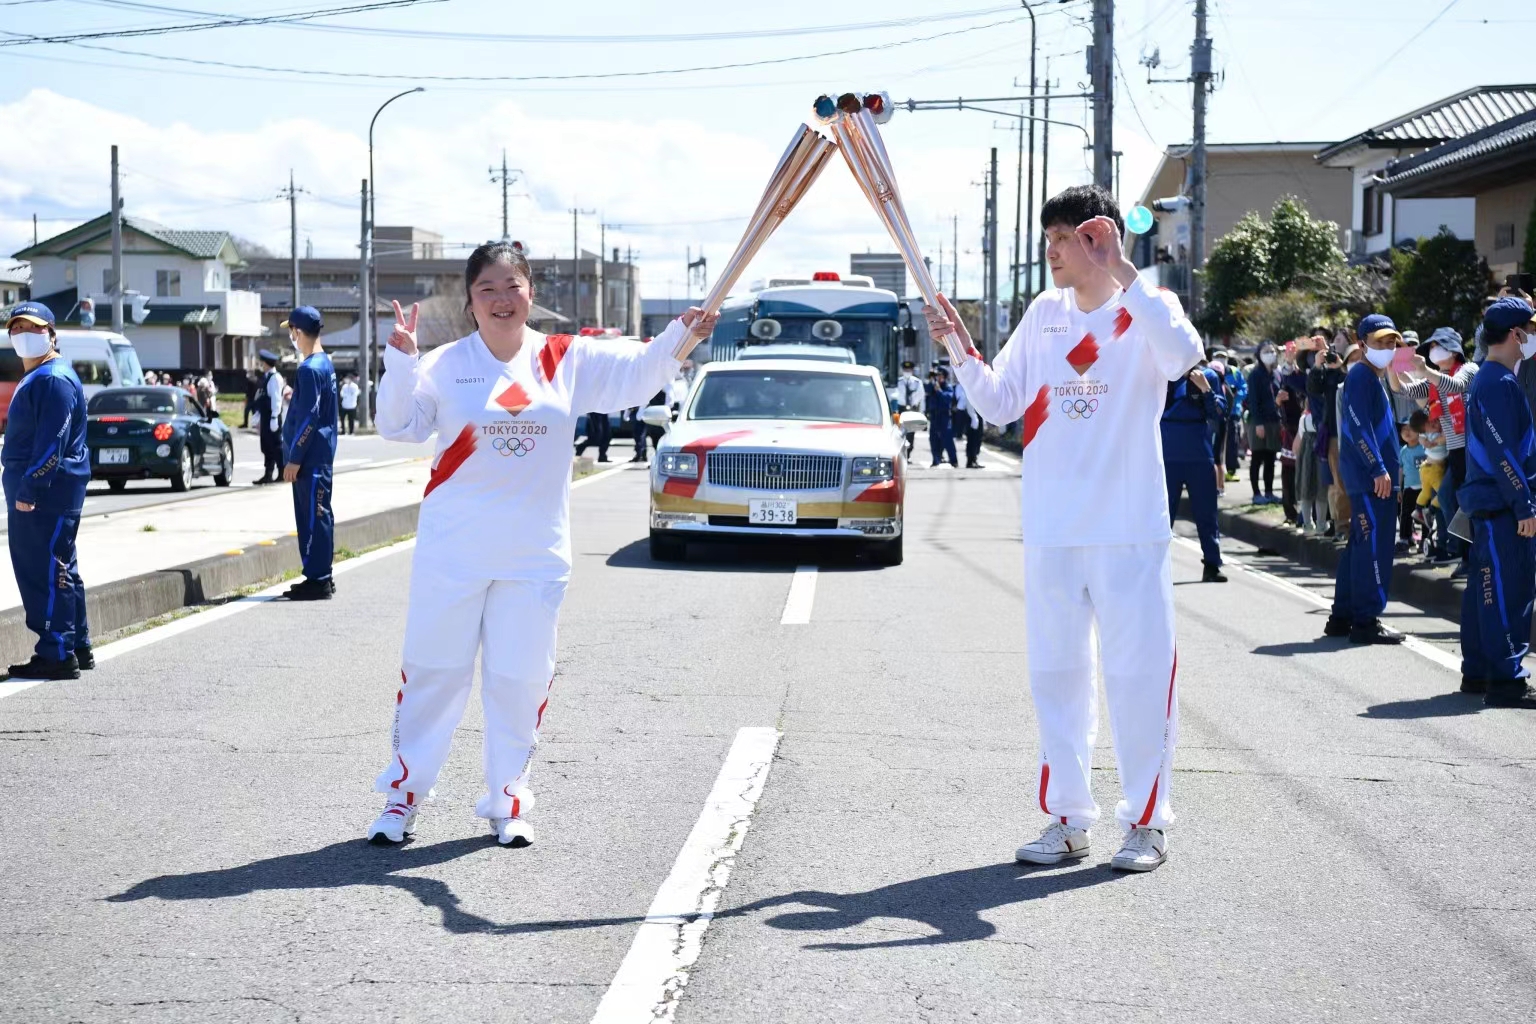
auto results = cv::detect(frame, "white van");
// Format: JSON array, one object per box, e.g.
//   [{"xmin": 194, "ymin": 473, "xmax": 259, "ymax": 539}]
[{"xmin": 54, "ymin": 330, "xmax": 146, "ymax": 399}]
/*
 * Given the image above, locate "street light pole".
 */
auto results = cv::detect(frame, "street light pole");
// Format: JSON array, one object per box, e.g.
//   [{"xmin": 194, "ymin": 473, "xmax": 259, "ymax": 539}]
[
  {"xmin": 366, "ymin": 86, "xmax": 424, "ymax": 398},
  {"xmin": 1013, "ymin": 1, "xmax": 1036, "ymax": 325}
]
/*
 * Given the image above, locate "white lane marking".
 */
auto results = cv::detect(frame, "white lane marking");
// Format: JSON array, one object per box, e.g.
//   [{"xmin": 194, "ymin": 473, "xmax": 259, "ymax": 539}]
[
  {"xmin": 1171, "ymin": 536, "xmax": 1462, "ymax": 673},
  {"xmin": 572, "ymin": 462, "xmax": 637, "ymax": 490},
  {"xmin": 591, "ymin": 726, "xmax": 781, "ymax": 1024},
  {"xmin": 981, "ymin": 446, "xmax": 1019, "ymax": 471},
  {"xmin": 780, "ymin": 565, "xmax": 818, "ymax": 624}
]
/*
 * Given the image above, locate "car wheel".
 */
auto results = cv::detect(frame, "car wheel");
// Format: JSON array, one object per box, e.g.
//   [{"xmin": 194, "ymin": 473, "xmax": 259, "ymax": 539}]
[
  {"xmin": 870, "ymin": 533, "xmax": 903, "ymax": 566},
  {"xmin": 170, "ymin": 446, "xmax": 193, "ymax": 492},
  {"xmin": 107, "ymin": 479, "xmax": 127, "ymax": 493},
  {"xmin": 213, "ymin": 439, "xmax": 233, "ymax": 487},
  {"xmin": 650, "ymin": 531, "xmax": 686, "ymax": 562}
]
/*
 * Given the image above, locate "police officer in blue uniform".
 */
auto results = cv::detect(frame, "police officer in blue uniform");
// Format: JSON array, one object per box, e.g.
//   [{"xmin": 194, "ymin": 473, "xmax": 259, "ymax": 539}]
[
  {"xmin": 1325, "ymin": 313, "xmax": 1406, "ymax": 645},
  {"xmin": 925, "ymin": 366, "xmax": 958, "ymax": 468},
  {"xmin": 252, "ymin": 349, "xmax": 284, "ymax": 484},
  {"xmin": 1458, "ymin": 297, "xmax": 1536, "ymax": 707},
  {"xmin": 1162, "ymin": 363, "xmax": 1228, "ymax": 582},
  {"xmin": 3, "ymin": 301, "xmax": 92, "ymax": 679},
  {"xmin": 279, "ymin": 306, "xmax": 339, "ymax": 601}
]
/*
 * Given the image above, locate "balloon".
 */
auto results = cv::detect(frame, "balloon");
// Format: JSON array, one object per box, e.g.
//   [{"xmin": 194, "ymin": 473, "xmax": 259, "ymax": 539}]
[{"xmin": 1125, "ymin": 204, "xmax": 1154, "ymax": 235}]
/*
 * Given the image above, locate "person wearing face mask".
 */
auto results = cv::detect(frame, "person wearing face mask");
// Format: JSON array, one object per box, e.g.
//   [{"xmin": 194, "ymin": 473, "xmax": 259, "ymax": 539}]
[
  {"xmin": 1395, "ymin": 326, "xmax": 1476, "ymax": 571},
  {"xmin": 2, "ymin": 302, "xmax": 92, "ymax": 681},
  {"xmin": 1324, "ymin": 314, "xmax": 1405, "ymax": 645},
  {"xmin": 1276, "ymin": 344, "xmax": 1308, "ymax": 526},
  {"xmin": 252, "ymin": 350, "xmax": 285, "ymax": 485},
  {"xmin": 1457, "ymin": 297, "xmax": 1536, "ymax": 707},
  {"xmin": 1245, "ymin": 342, "xmax": 1282, "ymax": 505},
  {"xmin": 277, "ymin": 306, "xmax": 338, "ymax": 601}
]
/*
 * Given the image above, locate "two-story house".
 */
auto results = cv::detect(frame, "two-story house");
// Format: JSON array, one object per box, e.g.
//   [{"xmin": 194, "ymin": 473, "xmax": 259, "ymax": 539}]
[
  {"xmin": 1316, "ymin": 85, "xmax": 1536, "ymax": 261},
  {"xmin": 13, "ymin": 213, "xmax": 263, "ymax": 372}
]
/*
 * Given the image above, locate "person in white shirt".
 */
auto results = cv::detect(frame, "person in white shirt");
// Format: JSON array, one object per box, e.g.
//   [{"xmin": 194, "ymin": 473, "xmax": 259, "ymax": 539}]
[
  {"xmin": 339, "ymin": 374, "xmax": 361, "ymax": 435},
  {"xmin": 895, "ymin": 360, "xmax": 925, "ymax": 457},
  {"xmin": 924, "ymin": 184, "xmax": 1202, "ymax": 872},
  {"xmin": 366, "ymin": 241, "xmax": 717, "ymax": 847}
]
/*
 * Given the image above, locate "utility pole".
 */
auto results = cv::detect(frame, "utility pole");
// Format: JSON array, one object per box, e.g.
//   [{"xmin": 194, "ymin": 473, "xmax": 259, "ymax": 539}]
[
  {"xmin": 284, "ymin": 170, "xmax": 301, "ymax": 308},
  {"xmin": 358, "ymin": 178, "xmax": 372, "ymax": 430},
  {"xmin": 986, "ymin": 147, "xmax": 999, "ymax": 357},
  {"xmin": 1090, "ymin": 0, "xmax": 1115, "ymax": 189},
  {"xmin": 1024, "ymin": 80, "xmax": 1036, "ymax": 306},
  {"xmin": 598, "ymin": 220, "xmax": 607, "ymax": 328},
  {"xmin": 110, "ymin": 145, "xmax": 123, "ymax": 332},
  {"xmin": 951, "ymin": 215, "xmax": 958, "ymax": 306},
  {"xmin": 570, "ymin": 206, "xmax": 594, "ymax": 328},
  {"xmin": 1011, "ymin": 113, "xmax": 1024, "ymax": 326},
  {"xmin": 1190, "ymin": 0, "xmax": 1212, "ymax": 325},
  {"xmin": 489, "ymin": 151, "xmax": 521, "ymax": 242},
  {"xmin": 32, "ymin": 213, "xmax": 38, "ymax": 247},
  {"xmin": 1037, "ymin": 76, "xmax": 1051, "ymax": 295},
  {"xmin": 625, "ymin": 244, "xmax": 635, "ymax": 334}
]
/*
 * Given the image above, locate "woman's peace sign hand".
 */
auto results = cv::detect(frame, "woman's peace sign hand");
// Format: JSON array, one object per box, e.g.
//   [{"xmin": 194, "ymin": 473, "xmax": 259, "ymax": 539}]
[{"xmin": 389, "ymin": 300, "xmax": 420, "ymax": 356}]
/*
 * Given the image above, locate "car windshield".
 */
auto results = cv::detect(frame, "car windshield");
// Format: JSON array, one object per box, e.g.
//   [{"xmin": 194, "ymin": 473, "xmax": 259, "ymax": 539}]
[
  {"xmin": 89, "ymin": 390, "xmax": 176, "ymax": 415},
  {"xmin": 689, "ymin": 370, "xmax": 884, "ymax": 424}
]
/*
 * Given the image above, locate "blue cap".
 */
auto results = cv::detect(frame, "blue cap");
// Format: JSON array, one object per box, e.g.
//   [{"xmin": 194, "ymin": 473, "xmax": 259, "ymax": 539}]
[
  {"xmin": 281, "ymin": 305, "xmax": 323, "ymax": 335},
  {"xmin": 1483, "ymin": 296, "xmax": 1536, "ymax": 334},
  {"xmin": 7, "ymin": 300, "xmax": 55, "ymax": 329},
  {"xmin": 258, "ymin": 349, "xmax": 279, "ymax": 364},
  {"xmin": 1356, "ymin": 313, "xmax": 1402, "ymax": 345}
]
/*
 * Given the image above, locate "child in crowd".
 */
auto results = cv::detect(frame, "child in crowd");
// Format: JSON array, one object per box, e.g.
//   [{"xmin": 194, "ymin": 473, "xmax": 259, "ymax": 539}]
[
  {"xmin": 1417, "ymin": 419, "xmax": 1449, "ymax": 559},
  {"xmin": 1398, "ymin": 411, "xmax": 1428, "ymax": 553}
]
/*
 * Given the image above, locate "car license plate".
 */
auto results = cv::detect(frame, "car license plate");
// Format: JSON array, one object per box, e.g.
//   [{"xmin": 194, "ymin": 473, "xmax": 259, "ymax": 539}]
[
  {"xmin": 749, "ymin": 499, "xmax": 797, "ymax": 525},
  {"xmin": 98, "ymin": 448, "xmax": 130, "ymax": 465}
]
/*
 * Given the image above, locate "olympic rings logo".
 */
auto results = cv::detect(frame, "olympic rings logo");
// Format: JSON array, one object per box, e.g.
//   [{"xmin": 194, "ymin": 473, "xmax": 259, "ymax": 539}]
[
  {"xmin": 1061, "ymin": 398, "xmax": 1099, "ymax": 420},
  {"xmin": 491, "ymin": 436, "xmax": 537, "ymax": 456}
]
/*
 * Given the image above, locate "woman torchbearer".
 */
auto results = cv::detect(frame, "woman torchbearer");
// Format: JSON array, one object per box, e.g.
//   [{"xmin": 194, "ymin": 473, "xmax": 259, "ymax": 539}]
[{"xmin": 367, "ymin": 242, "xmax": 717, "ymax": 846}]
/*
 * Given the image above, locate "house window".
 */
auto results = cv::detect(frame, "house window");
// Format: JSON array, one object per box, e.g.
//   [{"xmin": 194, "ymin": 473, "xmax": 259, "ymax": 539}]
[
  {"xmin": 156, "ymin": 269, "xmax": 181, "ymax": 297},
  {"xmin": 1362, "ymin": 186, "xmax": 1385, "ymax": 237},
  {"xmin": 1496, "ymin": 222, "xmax": 1517, "ymax": 250}
]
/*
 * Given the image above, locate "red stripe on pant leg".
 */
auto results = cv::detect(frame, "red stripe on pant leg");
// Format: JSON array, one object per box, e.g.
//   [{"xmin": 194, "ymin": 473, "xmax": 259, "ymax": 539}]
[
  {"xmin": 390, "ymin": 754, "xmax": 410, "ymax": 790},
  {"xmin": 1137, "ymin": 651, "xmax": 1178, "ymax": 827},
  {"xmin": 1038, "ymin": 762, "xmax": 1051, "ymax": 815}
]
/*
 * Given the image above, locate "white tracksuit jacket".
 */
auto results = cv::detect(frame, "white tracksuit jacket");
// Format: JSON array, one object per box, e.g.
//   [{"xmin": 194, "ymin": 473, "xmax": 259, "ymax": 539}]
[
  {"xmin": 372, "ymin": 319, "xmax": 687, "ymax": 818},
  {"xmin": 954, "ymin": 276, "xmax": 1202, "ymax": 831}
]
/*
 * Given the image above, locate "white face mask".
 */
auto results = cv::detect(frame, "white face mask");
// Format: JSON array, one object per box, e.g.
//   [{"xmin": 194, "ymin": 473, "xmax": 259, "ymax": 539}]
[
  {"xmin": 1365, "ymin": 347, "xmax": 1395, "ymax": 369},
  {"xmin": 1430, "ymin": 345, "xmax": 1457, "ymax": 367},
  {"xmin": 1260, "ymin": 351, "xmax": 1277, "ymax": 366},
  {"xmin": 1520, "ymin": 331, "xmax": 1536, "ymax": 360},
  {"xmin": 10, "ymin": 329, "xmax": 51, "ymax": 359}
]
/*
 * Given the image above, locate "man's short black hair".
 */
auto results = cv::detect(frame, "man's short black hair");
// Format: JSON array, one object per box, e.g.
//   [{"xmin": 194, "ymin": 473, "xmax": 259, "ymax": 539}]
[
  {"xmin": 1040, "ymin": 184, "xmax": 1124, "ymax": 238},
  {"xmin": 1485, "ymin": 323, "xmax": 1518, "ymax": 349},
  {"xmin": 1309, "ymin": 325, "xmax": 1329, "ymax": 338},
  {"xmin": 1407, "ymin": 410, "xmax": 1430, "ymax": 432}
]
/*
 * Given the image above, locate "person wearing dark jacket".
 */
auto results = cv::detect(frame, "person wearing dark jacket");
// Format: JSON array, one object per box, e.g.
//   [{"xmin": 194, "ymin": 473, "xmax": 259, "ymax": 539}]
[
  {"xmin": 924, "ymin": 368, "xmax": 958, "ymax": 468},
  {"xmin": 1458, "ymin": 297, "xmax": 1536, "ymax": 707},
  {"xmin": 1307, "ymin": 338, "xmax": 1348, "ymax": 533},
  {"xmin": 279, "ymin": 307, "xmax": 339, "ymax": 601},
  {"xmin": 1163, "ymin": 364, "xmax": 1227, "ymax": 581},
  {"xmin": 1325, "ymin": 315, "xmax": 1405, "ymax": 645},
  {"xmin": 2, "ymin": 302, "xmax": 92, "ymax": 680},
  {"xmin": 1245, "ymin": 343, "xmax": 1283, "ymax": 504},
  {"xmin": 1276, "ymin": 352, "xmax": 1308, "ymax": 525}
]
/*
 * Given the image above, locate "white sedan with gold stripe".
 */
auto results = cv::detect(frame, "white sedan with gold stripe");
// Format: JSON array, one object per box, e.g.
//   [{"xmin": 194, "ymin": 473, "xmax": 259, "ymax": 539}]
[{"xmin": 643, "ymin": 359, "xmax": 906, "ymax": 564}]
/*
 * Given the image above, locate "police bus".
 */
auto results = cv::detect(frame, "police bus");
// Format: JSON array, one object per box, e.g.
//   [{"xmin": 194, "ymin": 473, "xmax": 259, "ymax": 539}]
[{"xmin": 705, "ymin": 271, "xmax": 910, "ymax": 384}]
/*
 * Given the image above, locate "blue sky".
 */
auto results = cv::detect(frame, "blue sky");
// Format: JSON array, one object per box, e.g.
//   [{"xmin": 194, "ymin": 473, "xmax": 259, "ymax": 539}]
[{"xmin": 1, "ymin": 0, "xmax": 1531, "ymax": 301}]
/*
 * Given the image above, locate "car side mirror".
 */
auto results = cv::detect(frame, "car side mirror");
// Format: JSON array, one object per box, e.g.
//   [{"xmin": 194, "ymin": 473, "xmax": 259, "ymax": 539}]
[{"xmin": 640, "ymin": 404, "xmax": 672, "ymax": 428}]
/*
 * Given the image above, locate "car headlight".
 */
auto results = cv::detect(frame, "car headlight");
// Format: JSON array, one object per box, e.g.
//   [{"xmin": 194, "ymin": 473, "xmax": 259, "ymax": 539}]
[
  {"xmin": 851, "ymin": 456, "xmax": 894, "ymax": 482},
  {"xmin": 155, "ymin": 444, "xmax": 172, "ymax": 458},
  {"xmin": 658, "ymin": 451, "xmax": 699, "ymax": 479}
]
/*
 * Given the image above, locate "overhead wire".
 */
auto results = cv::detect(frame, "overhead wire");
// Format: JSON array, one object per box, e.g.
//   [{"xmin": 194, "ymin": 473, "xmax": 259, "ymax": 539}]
[{"xmin": 0, "ymin": 0, "xmax": 441, "ymax": 46}]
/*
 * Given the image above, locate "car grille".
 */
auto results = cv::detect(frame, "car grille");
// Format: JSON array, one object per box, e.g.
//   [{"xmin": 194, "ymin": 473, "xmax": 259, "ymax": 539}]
[
  {"xmin": 706, "ymin": 452, "xmax": 843, "ymax": 490},
  {"xmin": 708, "ymin": 516, "xmax": 840, "ymax": 530}
]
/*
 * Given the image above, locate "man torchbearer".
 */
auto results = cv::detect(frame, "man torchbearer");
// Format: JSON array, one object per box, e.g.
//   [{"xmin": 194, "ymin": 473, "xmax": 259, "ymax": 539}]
[{"xmin": 925, "ymin": 185, "xmax": 1202, "ymax": 873}]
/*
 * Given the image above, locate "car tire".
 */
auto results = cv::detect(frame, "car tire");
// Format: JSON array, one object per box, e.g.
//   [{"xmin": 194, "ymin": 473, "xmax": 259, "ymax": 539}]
[
  {"xmin": 650, "ymin": 532, "xmax": 686, "ymax": 563},
  {"xmin": 213, "ymin": 439, "xmax": 233, "ymax": 487},
  {"xmin": 107, "ymin": 479, "xmax": 127, "ymax": 493},
  {"xmin": 170, "ymin": 446, "xmax": 193, "ymax": 492},
  {"xmin": 870, "ymin": 533, "xmax": 903, "ymax": 566}
]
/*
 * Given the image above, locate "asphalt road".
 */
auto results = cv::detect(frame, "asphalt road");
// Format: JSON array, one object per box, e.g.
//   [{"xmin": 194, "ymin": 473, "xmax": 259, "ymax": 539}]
[{"xmin": 2, "ymin": 457, "xmax": 1532, "ymax": 1023}]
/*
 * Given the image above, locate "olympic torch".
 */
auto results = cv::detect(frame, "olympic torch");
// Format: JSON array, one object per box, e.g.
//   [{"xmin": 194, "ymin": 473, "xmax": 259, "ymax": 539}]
[{"xmin": 817, "ymin": 92, "xmax": 969, "ymax": 364}]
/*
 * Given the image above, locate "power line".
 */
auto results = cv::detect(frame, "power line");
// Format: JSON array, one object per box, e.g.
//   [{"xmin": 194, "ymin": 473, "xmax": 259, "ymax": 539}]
[
  {"xmin": 0, "ymin": 0, "xmax": 440, "ymax": 46},
  {"xmin": 1316, "ymin": 0, "xmax": 1465, "ymax": 111},
  {"xmin": 1, "ymin": 14, "xmax": 1033, "ymax": 81}
]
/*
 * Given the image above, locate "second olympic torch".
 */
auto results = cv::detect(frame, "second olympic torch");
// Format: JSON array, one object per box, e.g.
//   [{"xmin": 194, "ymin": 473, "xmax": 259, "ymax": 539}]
[{"xmin": 817, "ymin": 92, "xmax": 970, "ymax": 365}]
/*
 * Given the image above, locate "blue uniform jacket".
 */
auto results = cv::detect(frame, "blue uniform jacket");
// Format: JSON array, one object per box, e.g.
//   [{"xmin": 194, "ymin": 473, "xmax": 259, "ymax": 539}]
[
  {"xmin": 925, "ymin": 382, "xmax": 955, "ymax": 422},
  {"xmin": 1245, "ymin": 363, "xmax": 1280, "ymax": 423},
  {"xmin": 1337, "ymin": 361, "xmax": 1398, "ymax": 495},
  {"xmin": 1161, "ymin": 367, "xmax": 1226, "ymax": 462},
  {"xmin": 1, "ymin": 358, "xmax": 89, "ymax": 512},
  {"xmin": 282, "ymin": 352, "xmax": 339, "ymax": 468},
  {"xmin": 1460, "ymin": 360, "xmax": 1536, "ymax": 519}
]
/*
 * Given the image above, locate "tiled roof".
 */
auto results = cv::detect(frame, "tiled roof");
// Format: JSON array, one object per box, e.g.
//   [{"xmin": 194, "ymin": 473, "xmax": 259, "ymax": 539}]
[
  {"xmin": 14, "ymin": 214, "xmax": 233, "ymax": 261},
  {"xmin": 1381, "ymin": 107, "xmax": 1536, "ymax": 189},
  {"xmin": 257, "ymin": 288, "xmax": 393, "ymax": 313},
  {"xmin": 1318, "ymin": 85, "xmax": 1536, "ymax": 161}
]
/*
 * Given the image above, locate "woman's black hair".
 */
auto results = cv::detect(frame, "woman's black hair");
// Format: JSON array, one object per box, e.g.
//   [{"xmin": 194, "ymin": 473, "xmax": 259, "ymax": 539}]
[
  {"xmin": 463, "ymin": 241, "xmax": 533, "ymax": 319},
  {"xmin": 1040, "ymin": 184, "xmax": 1124, "ymax": 238}
]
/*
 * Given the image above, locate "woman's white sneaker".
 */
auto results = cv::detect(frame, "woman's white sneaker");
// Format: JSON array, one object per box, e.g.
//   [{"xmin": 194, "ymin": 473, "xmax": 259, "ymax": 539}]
[
  {"xmin": 367, "ymin": 801, "xmax": 418, "ymax": 844},
  {"xmin": 490, "ymin": 816, "xmax": 535, "ymax": 847},
  {"xmin": 1015, "ymin": 821, "xmax": 1091, "ymax": 865},
  {"xmin": 1110, "ymin": 826, "xmax": 1167, "ymax": 872}
]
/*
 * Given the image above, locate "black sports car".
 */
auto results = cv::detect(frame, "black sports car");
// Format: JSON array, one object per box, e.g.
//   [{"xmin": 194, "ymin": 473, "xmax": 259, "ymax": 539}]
[{"xmin": 86, "ymin": 386, "xmax": 234, "ymax": 492}]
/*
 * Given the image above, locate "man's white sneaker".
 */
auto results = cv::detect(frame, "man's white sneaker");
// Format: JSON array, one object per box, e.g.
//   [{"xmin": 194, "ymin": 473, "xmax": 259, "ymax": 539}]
[
  {"xmin": 490, "ymin": 815, "xmax": 535, "ymax": 848},
  {"xmin": 366, "ymin": 801, "xmax": 417, "ymax": 844},
  {"xmin": 1015, "ymin": 821, "xmax": 1091, "ymax": 865},
  {"xmin": 1110, "ymin": 826, "xmax": 1167, "ymax": 872}
]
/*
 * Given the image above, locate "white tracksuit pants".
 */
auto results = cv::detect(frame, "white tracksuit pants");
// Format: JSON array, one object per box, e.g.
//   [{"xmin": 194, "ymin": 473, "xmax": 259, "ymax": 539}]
[
  {"xmin": 1023, "ymin": 542, "xmax": 1178, "ymax": 831},
  {"xmin": 373, "ymin": 564, "xmax": 567, "ymax": 820}
]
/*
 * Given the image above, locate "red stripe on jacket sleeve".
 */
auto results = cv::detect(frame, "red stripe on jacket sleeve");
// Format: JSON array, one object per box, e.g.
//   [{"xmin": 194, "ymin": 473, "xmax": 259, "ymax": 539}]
[
  {"xmin": 1020, "ymin": 385, "xmax": 1051, "ymax": 451},
  {"xmin": 539, "ymin": 334, "xmax": 574, "ymax": 382},
  {"xmin": 423, "ymin": 425, "xmax": 477, "ymax": 499}
]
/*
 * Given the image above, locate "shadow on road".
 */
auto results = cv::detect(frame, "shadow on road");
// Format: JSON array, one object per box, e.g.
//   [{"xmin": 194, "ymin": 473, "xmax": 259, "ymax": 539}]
[
  {"xmin": 106, "ymin": 838, "xmax": 642, "ymax": 936},
  {"xmin": 1358, "ymin": 692, "xmax": 1484, "ymax": 719},
  {"xmin": 604, "ymin": 538, "xmax": 884, "ymax": 573},
  {"xmin": 1251, "ymin": 638, "xmax": 1349, "ymax": 657},
  {"xmin": 722, "ymin": 861, "xmax": 1118, "ymax": 950}
]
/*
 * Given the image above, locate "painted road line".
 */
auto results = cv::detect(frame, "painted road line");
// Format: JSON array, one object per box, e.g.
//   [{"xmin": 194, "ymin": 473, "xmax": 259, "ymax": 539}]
[
  {"xmin": 780, "ymin": 565, "xmax": 818, "ymax": 624},
  {"xmin": 981, "ymin": 445, "xmax": 1019, "ymax": 471},
  {"xmin": 590, "ymin": 726, "xmax": 782, "ymax": 1024},
  {"xmin": 571, "ymin": 461, "xmax": 637, "ymax": 491},
  {"xmin": 1171, "ymin": 536, "xmax": 1462, "ymax": 673}
]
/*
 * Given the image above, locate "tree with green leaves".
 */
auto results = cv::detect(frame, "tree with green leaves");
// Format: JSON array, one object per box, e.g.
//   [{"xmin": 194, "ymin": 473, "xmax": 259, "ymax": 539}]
[
  {"xmin": 1195, "ymin": 196, "xmax": 1344, "ymax": 338},
  {"xmin": 1384, "ymin": 228, "xmax": 1492, "ymax": 341}
]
